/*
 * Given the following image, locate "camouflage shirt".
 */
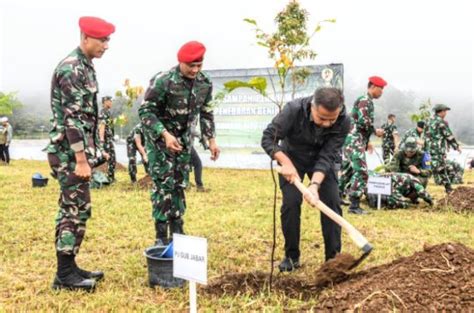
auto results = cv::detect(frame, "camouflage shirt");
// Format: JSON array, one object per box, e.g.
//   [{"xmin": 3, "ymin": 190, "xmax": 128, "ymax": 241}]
[
  {"xmin": 46, "ymin": 47, "xmax": 102, "ymax": 161},
  {"xmin": 424, "ymin": 114, "xmax": 459, "ymax": 155},
  {"xmin": 399, "ymin": 127, "xmax": 421, "ymax": 148},
  {"xmin": 127, "ymin": 123, "xmax": 145, "ymax": 146},
  {"xmin": 381, "ymin": 122, "xmax": 398, "ymax": 147},
  {"xmin": 139, "ymin": 66, "xmax": 215, "ymax": 149},
  {"xmin": 99, "ymin": 107, "xmax": 115, "ymax": 142},
  {"xmin": 387, "ymin": 150, "xmax": 432, "ymax": 177},
  {"xmin": 346, "ymin": 94, "xmax": 375, "ymax": 147}
]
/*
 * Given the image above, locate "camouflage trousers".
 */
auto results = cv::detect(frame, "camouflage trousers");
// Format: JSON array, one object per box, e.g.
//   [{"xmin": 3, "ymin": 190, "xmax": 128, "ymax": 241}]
[
  {"xmin": 382, "ymin": 143, "xmax": 395, "ymax": 163},
  {"xmin": 147, "ymin": 143, "xmax": 191, "ymax": 222},
  {"xmin": 447, "ymin": 160, "xmax": 464, "ymax": 184},
  {"xmin": 127, "ymin": 142, "xmax": 148, "ymax": 182},
  {"xmin": 103, "ymin": 140, "xmax": 116, "ymax": 180},
  {"xmin": 431, "ymin": 153, "xmax": 451, "ymax": 186},
  {"xmin": 47, "ymin": 147, "xmax": 91, "ymax": 256},
  {"xmin": 386, "ymin": 174, "xmax": 432, "ymax": 209},
  {"xmin": 340, "ymin": 138, "xmax": 368, "ymax": 199}
]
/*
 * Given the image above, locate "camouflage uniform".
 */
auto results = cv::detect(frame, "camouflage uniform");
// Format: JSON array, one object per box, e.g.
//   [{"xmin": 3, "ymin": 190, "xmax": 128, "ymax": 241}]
[
  {"xmin": 424, "ymin": 114, "xmax": 459, "ymax": 188},
  {"xmin": 386, "ymin": 173, "xmax": 433, "ymax": 209},
  {"xmin": 139, "ymin": 66, "xmax": 215, "ymax": 227},
  {"xmin": 387, "ymin": 146, "xmax": 432, "ymax": 187},
  {"xmin": 126, "ymin": 123, "xmax": 148, "ymax": 182},
  {"xmin": 98, "ymin": 107, "xmax": 116, "ymax": 181},
  {"xmin": 446, "ymin": 159, "xmax": 464, "ymax": 184},
  {"xmin": 399, "ymin": 127, "xmax": 422, "ymax": 149},
  {"xmin": 45, "ymin": 47, "xmax": 104, "ymax": 256},
  {"xmin": 339, "ymin": 94, "xmax": 375, "ymax": 199},
  {"xmin": 381, "ymin": 122, "xmax": 398, "ymax": 162}
]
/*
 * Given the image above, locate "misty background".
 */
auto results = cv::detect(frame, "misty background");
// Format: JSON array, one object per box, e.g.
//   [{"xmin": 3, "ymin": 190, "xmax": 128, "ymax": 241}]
[{"xmin": 1, "ymin": 0, "xmax": 473, "ymax": 145}]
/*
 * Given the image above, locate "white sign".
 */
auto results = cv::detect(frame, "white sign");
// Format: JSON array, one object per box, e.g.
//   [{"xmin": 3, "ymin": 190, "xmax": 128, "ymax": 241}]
[
  {"xmin": 367, "ymin": 176, "xmax": 392, "ymax": 196},
  {"xmin": 173, "ymin": 234, "xmax": 208, "ymax": 285}
]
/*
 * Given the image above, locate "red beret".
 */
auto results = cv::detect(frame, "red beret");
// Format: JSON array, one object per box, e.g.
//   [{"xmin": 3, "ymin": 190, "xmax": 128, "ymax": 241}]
[
  {"xmin": 369, "ymin": 76, "xmax": 387, "ymax": 87},
  {"xmin": 177, "ymin": 41, "xmax": 206, "ymax": 63},
  {"xmin": 79, "ymin": 16, "xmax": 115, "ymax": 38}
]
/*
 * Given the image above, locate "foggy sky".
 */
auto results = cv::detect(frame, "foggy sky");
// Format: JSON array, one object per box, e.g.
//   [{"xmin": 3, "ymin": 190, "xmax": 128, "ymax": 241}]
[{"xmin": 1, "ymin": 0, "xmax": 473, "ymax": 106}]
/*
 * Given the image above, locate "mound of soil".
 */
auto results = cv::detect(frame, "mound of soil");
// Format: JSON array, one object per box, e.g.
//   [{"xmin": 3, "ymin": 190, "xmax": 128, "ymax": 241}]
[
  {"xmin": 137, "ymin": 175, "xmax": 153, "ymax": 189},
  {"xmin": 316, "ymin": 242, "xmax": 473, "ymax": 311},
  {"xmin": 437, "ymin": 186, "xmax": 474, "ymax": 213},
  {"xmin": 206, "ymin": 243, "xmax": 474, "ymax": 311},
  {"xmin": 205, "ymin": 253, "xmax": 357, "ymax": 299},
  {"xmin": 96, "ymin": 162, "xmax": 127, "ymax": 172}
]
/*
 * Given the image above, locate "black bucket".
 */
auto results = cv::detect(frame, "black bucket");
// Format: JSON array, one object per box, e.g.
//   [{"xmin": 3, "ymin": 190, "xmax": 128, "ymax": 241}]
[
  {"xmin": 32, "ymin": 177, "xmax": 48, "ymax": 188},
  {"xmin": 144, "ymin": 245, "xmax": 185, "ymax": 288}
]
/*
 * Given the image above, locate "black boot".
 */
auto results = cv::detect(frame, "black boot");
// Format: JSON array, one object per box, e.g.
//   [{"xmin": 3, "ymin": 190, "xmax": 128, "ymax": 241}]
[
  {"xmin": 154, "ymin": 220, "xmax": 169, "ymax": 246},
  {"xmin": 348, "ymin": 197, "xmax": 368, "ymax": 215},
  {"xmin": 52, "ymin": 253, "xmax": 96, "ymax": 291},
  {"xmin": 339, "ymin": 192, "xmax": 350, "ymax": 206},
  {"xmin": 170, "ymin": 218, "xmax": 184, "ymax": 240},
  {"xmin": 445, "ymin": 184, "xmax": 454, "ymax": 194},
  {"xmin": 278, "ymin": 257, "xmax": 300, "ymax": 272},
  {"xmin": 73, "ymin": 257, "xmax": 104, "ymax": 281}
]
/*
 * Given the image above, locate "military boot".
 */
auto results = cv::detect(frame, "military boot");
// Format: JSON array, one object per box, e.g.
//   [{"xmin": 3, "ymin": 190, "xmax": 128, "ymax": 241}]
[
  {"xmin": 52, "ymin": 253, "xmax": 96, "ymax": 291},
  {"xmin": 73, "ymin": 256, "xmax": 104, "ymax": 281},
  {"xmin": 154, "ymin": 220, "xmax": 169, "ymax": 246},
  {"xmin": 445, "ymin": 184, "xmax": 454, "ymax": 194},
  {"xmin": 169, "ymin": 218, "xmax": 184, "ymax": 240},
  {"xmin": 348, "ymin": 197, "xmax": 368, "ymax": 215}
]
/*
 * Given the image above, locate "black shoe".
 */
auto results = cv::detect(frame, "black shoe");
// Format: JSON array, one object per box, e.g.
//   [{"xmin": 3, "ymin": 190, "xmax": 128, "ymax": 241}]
[
  {"xmin": 52, "ymin": 254, "xmax": 96, "ymax": 291},
  {"xmin": 445, "ymin": 185, "xmax": 454, "ymax": 194},
  {"xmin": 424, "ymin": 198, "xmax": 434, "ymax": 206},
  {"xmin": 73, "ymin": 258, "xmax": 104, "ymax": 281},
  {"xmin": 278, "ymin": 257, "xmax": 300, "ymax": 272},
  {"xmin": 340, "ymin": 198, "xmax": 350, "ymax": 206},
  {"xmin": 348, "ymin": 207, "xmax": 369, "ymax": 215},
  {"xmin": 348, "ymin": 197, "xmax": 368, "ymax": 214},
  {"xmin": 196, "ymin": 185, "xmax": 210, "ymax": 192}
]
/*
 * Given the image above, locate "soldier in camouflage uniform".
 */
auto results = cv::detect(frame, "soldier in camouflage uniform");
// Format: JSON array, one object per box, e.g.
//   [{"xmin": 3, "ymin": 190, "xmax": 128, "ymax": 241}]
[
  {"xmin": 387, "ymin": 136, "xmax": 432, "ymax": 187},
  {"xmin": 126, "ymin": 123, "xmax": 148, "ymax": 183},
  {"xmin": 386, "ymin": 173, "xmax": 433, "ymax": 209},
  {"xmin": 139, "ymin": 41, "xmax": 220, "ymax": 246},
  {"xmin": 339, "ymin": 76, "xmax": 386, "ymax": 214},
  {"xmin": 45, "ymin": 16, "xmax": 114, "ymax": 291},
  {"xmin": 399, "ymin": 120, "xmax": 425, "ymax": 150},
  {"xmin": 424, "ymin": 104, "xmax": 462, "ymax": 193},
  {"xmin": 99, "ymin": 96, "xmax": 116, "ymax": 181},
  {"xmin": 381, "ymin": 114, "xmax": 399, "ymax": 163},
  {"xmin": 446, "ymin": 159, "xmax": 464, "ymax": 184}
]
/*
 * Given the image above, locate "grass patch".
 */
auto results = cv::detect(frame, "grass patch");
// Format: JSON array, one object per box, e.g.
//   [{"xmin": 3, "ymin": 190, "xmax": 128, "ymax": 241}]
[{"xmin": 0, "ymin": 160, "xmax": 473, "ymax": 310}]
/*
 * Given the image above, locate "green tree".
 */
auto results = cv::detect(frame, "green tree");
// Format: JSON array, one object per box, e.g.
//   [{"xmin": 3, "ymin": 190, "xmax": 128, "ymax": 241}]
[
  {"xmin": 0, "ymin": 92, "xmax": 23, "ymax": 115},
  {"xmin": 214, "ymin": 0, "xmax": 335, "ymax": 111},
  {"xmin": 113, "ymin": 79, "xmax": 144, "ymax": 138},
  {"xmin": 410, "ymin": 98, "xmax": 432, "ymax": 123}
]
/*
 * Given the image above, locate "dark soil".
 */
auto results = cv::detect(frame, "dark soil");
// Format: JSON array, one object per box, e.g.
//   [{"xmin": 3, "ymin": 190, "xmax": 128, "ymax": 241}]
[
  {"xmin": 137, "ymin": 175, "xmax": 153, "ymax": 189},
  {"xmin": 96, "ymin": 162, "xmax": 127, "ymax": 172},
  {"xmin": 205, "ymin": 243, "xmax": 474, "ymax": 311},
  {"xmin": 437, "ymin": 186, "xmax": 474, "ymax": 213}
]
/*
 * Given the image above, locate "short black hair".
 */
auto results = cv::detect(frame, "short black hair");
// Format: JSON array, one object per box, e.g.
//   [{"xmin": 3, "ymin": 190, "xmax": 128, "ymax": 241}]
[
  {"xmin": 312, "ymin": 87, "xmax": 344, "ymax": 112},
  {"xmin": 388, "ymin": 114, "xmax": 396, "ymax": 119},
  {"xmin": 417, "ymin": 121, "xmax": 425, "ymax": 128}
]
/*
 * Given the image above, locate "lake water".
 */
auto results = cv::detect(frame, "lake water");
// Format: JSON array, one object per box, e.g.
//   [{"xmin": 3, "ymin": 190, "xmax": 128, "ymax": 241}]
[{"xmin": 8, "ymin": 140, "xmax": 474, "ymax": 170}]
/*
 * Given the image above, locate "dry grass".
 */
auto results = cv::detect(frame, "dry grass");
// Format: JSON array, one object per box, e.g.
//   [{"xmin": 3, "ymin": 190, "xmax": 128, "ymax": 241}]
[{"xmin": 0, "ymin": 160, "xmax": 473, "ymax": 311}]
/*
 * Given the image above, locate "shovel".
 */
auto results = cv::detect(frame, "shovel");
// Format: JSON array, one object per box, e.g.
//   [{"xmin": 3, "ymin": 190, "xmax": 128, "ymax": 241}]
[{"xmin": 275, "ymin": 166, "xmax": 373, "ymax": 269}]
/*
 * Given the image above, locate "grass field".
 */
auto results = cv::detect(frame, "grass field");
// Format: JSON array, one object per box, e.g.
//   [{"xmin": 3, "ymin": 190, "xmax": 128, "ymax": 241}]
[{"xmin": 0, "ymin": 160, "xmax": 473, "ymax": 311}]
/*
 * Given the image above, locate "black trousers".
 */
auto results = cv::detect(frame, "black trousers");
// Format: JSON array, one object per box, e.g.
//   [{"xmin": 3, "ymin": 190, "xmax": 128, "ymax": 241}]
[
  {"xmin": 279, "ymin": 164, "xmax": 342, "ymax": 261},
  {"xmin": 0, "ymin": 144, "xmax": 9, "ymax": 163},
  {"xmin": 190, "ymin": 147, "xmax": 203, "ymax": 187}
]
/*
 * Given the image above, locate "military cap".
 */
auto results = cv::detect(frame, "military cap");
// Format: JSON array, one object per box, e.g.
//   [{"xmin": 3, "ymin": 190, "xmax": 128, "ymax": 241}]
[
  {"xmin": 433, "ymin": 103, "xmax": 450, "ymax": 112},
  {"xmin": 403, "ymin": 137, "xmax": 418, "ymax": 153},
  {"xmin": 177, "ymin": 41, "xmax": 206, "ymax": 63},
  {"xmin": 417, "ymin": 121, "xmax": 425, "ymax": 128},
  {"xmin": 369, "ymin": 76, "xmax": 387, "ymax": 87},
  {"xmin": 102, "ymin": 96, "xmax": 112, "ymax": 103},
  {"xmin": 79, "ymin": 16, "xmax": 115, "ymax": 38}
]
